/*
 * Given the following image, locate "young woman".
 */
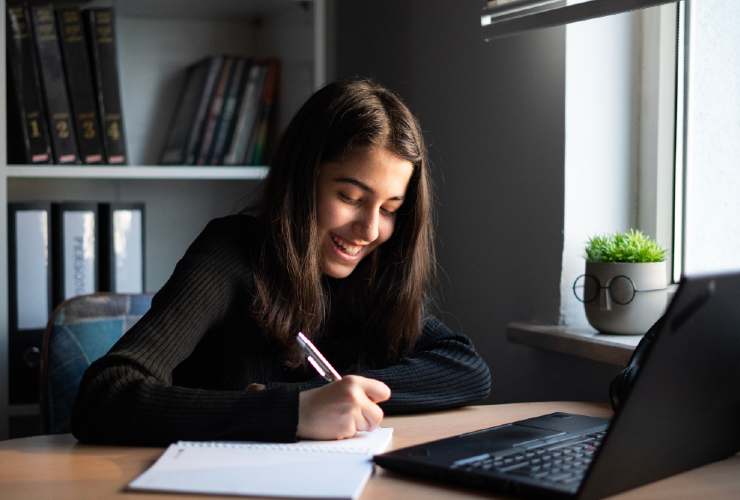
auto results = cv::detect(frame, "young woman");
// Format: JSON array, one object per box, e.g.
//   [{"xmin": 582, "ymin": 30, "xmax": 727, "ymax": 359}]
[{"xmin": 72, "ymin": 79, "xmax": 491, "ymax": 445}]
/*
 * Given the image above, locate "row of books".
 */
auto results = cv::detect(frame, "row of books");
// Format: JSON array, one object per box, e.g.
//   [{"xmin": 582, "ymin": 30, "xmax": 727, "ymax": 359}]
[
  {"xmin": 160, "ymin": 56, "xmax": 280, "ymax": 166},
  {"xmin": 8, "ymin": 202, "xmax": 145, "ymax": 403},
  {"xmin": 6, "ymin": 3, "xmax": 127, "ymax": 165}
]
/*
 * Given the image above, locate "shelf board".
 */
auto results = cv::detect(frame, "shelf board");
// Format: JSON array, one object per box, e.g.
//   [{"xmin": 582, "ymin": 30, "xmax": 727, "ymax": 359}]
[
  {"xmin": 4, "ymin": 165, "xmax": 269, "ymax": 180},
  {"xmin": 9, "ymin": 404, "xmax": 40, "ymax": 417},
  {"xmin": 507, "ymin": 321, "xmax": 641, "ymax": 366}
]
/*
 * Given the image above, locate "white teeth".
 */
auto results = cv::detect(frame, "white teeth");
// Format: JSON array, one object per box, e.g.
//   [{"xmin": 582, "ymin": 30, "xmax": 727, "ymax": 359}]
[{"xmin": 332, "ymin": 235, "xmax": 361, "ymax": 256}]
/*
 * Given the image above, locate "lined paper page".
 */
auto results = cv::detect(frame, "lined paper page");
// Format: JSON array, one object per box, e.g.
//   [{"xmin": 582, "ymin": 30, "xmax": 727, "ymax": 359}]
[{"xmin": 128, "ymin": 427, "xmax": 393, "ymax": 499}]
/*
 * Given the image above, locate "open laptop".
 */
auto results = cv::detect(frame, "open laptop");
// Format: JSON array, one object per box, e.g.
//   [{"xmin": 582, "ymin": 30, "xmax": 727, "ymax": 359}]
[{"xmin": 374, "ymin": 271, "xmax": 740, "ymax": 499}]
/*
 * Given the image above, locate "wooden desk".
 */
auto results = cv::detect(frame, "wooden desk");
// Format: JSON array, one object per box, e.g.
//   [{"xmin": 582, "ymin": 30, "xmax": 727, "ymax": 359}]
[{"xmin": 1, "ymin": 402, "xmax": 739, "ymax": 499}]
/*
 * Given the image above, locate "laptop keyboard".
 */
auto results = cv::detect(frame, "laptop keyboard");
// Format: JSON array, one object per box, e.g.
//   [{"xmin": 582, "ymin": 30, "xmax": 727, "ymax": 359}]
[{"xmin": 451, "ymin": 430, "xmax": 606, "ymax": 486}]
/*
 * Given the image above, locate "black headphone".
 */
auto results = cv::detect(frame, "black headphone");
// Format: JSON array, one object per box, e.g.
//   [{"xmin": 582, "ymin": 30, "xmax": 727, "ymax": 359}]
[
  {"xmin": 609, "ymin": 281, "xmax": 714, "ymax": 410},
  {"xmin": 609, "ymin": 325, "xmax": 657, "ymax": 410}
]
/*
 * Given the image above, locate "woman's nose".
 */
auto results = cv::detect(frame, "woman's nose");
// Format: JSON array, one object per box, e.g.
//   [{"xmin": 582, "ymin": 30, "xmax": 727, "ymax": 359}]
[{"xmin": 354, "ymin": 208, "xmax": 380, "ymax": 242}]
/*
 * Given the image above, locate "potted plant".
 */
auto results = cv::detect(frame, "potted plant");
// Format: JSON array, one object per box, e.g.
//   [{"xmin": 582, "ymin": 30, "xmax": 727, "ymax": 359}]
[{"xmin": 573, "ymin": 229, "xmax": 669, "ymax": 335}]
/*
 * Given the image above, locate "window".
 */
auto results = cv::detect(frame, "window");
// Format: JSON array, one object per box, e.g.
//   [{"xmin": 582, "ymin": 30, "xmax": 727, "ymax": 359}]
[{"xmin": 559, "ymin": 3, "xmax": 681, "ymax": 327}]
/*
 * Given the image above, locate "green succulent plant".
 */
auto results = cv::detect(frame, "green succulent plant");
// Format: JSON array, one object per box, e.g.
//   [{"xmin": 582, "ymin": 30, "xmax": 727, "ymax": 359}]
[{"xmin": 585, "ymin": 229, "xmax": 666, "ymax": 263}]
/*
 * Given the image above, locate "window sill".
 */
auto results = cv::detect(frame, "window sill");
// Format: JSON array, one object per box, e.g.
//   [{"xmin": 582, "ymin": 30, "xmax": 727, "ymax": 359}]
[{"xmin": 507, "ymin": 321, "xmax": 643, "ymax": 366}]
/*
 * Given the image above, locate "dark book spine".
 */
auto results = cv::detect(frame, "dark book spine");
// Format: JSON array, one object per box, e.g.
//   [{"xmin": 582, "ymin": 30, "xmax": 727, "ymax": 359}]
[
  {"xmin": 184, "ymin": 56, "xmax": 223, "ymax": 165},
  {"xmin": 196, "ymin": 56, "xmax": 235, "ymax": 165},
  {"xmin": 159, "ymin": 59, "xmax": 210, "ymax": 165},
  {"xmin": 209, "ymin": 57, "xmax": 248, "ymax": 165},
  {"xmin": 249, "ymin": 59, "xmax": 280, "ymax": 165},
  {"xmin": 29, "ymin": 3, "xmax": 79, "ymax": 164},
  {"xmin": 56, "ymin": 7, "xmax": 104, "ymax": 164},
  {"xmin": 84, "ymin": 8, "xmax": 127, "ymax": 164},
  {"xmin": 6, "ymin": 4, "xmax": 51, "ymax": 164},
  {"xmin": 223, "ymin": 63, "xmax": 265, "ymax": 165}
]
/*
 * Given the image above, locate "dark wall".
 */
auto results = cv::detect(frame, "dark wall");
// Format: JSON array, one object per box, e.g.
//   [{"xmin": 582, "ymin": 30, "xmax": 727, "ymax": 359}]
[{"xmin": 333, "ymin": 0, "xmax": 621, "ymax": 403}]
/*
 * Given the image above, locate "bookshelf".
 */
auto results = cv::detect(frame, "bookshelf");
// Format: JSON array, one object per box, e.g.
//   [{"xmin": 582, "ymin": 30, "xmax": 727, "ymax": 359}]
[
  {"xmin": 0, "ymin": 0, "xmax": 329, "ymax": 439},
  {"xmin": 6, "ymin": 165, "xmax": 270, "ymax": 179}
]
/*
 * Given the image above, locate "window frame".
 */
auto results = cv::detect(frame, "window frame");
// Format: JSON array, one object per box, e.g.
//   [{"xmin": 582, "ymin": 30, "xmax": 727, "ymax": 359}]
[{"xmin": 636, "ymin": 2, "xmax": 682, "ymax": 286}]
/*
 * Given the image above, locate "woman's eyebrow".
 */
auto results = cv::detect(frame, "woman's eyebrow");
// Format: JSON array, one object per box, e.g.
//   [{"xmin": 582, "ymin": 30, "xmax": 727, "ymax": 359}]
[{"xmin": 333, "ymin": 177, "xmax": 405, "ymax": 201}]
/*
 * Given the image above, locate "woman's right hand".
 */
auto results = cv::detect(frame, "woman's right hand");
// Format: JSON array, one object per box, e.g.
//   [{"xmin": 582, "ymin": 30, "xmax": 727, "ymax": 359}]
[{"xmin": 297, "ymin": 375, "xmax": 391, "ymax": 440}]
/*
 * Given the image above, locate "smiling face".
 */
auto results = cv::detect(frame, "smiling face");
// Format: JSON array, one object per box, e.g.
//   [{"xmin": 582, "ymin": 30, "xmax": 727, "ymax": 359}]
[{"xmin": 316, "ymin": 146, "xmax": 414, "ymax": 279}]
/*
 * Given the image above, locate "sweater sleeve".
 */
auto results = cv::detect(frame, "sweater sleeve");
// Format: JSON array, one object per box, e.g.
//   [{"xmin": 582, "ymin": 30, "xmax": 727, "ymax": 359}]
[
  {"xmin": 357, "ymin": 317, "xmax": 492, "ymax": 414},
  {"xmin": 71, "ymin": 219, "xmax": 300, "ymax": 446},
  {"xmin": 267, "ymin": 317, "xmax": 492, "ymax": 413}
]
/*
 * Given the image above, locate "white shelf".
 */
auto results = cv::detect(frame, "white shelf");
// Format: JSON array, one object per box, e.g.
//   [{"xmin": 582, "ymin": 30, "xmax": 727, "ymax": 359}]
[
  {"xmin": 5, "ymin": 165, "xmax": 269, "ymax": 180},
  {"xmin": 1, "ymin": 0, "xmax": 327, "ymax": 440}
]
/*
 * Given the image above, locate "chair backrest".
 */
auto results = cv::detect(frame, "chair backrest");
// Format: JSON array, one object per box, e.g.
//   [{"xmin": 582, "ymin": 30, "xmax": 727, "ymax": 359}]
[{"xmin": 40, "ymin": 292, "xmax": 152, "ymax": 434}]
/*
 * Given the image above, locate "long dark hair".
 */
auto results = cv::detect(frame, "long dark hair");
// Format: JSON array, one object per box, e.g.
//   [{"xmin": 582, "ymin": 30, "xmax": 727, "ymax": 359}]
[{"xmin": 252, "ymin": 79, "xmax": 435, "ymax": 365}]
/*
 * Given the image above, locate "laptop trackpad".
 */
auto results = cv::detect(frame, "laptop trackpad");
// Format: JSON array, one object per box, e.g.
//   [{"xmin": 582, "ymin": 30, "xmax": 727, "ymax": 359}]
[
  {"xmin": 383, "ymin": 425, "xmax": 558, "ymax": 466},
  {"xmin": 447, "ymin": 424, "xmax": 562, "ymax": 455}
]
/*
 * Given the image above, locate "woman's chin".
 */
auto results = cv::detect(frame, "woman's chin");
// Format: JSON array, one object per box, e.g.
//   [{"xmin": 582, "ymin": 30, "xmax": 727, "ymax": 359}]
[{"xmin": 321, "ymin": 260, "xmax": 357, "ymax": 279}]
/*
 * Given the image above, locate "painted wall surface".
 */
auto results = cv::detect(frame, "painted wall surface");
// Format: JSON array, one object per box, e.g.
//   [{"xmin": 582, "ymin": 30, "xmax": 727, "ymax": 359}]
[
  {"xmin": 684, "ymin": 0, "xmax": 740, "ymax": 274},
  {"xmin": 334, "ymin": 0, "xmax": 622, "ymax": 403}
]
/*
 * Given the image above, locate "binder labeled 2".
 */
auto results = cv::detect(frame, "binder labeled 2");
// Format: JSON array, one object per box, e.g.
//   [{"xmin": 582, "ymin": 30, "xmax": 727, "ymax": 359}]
[
  {"xmin": 8, "ymin": 203, "xmax": 53, "ymax": 404},
  {"xmin": 99, "ymin": 203, "xmax": 145, "ymax": 293},
  {"xmin": 52, "ymin": 203, "xmax": 99, "ymax": 305}
]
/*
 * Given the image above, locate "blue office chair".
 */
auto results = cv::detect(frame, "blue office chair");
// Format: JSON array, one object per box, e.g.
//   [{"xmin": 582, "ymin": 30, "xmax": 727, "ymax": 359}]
[{"xmin": 40, "ymin": 293, "xmax": 152, "ymax": 434}]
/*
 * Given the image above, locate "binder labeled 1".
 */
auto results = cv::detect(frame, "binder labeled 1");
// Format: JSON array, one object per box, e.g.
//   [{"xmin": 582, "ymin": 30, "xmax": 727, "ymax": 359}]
[
  {"xmin": 99, "ymin": 203, "xmax": 145, "ymax": 293},
  {"xmin": 52, "ymin": 203, "xmax": 99, "ymax": 305},
  {"xmin": 8, "ymin": 203, "xmax": 53, "ymax": 404}
]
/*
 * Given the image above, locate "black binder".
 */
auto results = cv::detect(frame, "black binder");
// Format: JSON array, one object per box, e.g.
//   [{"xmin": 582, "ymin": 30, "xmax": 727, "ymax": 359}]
[
  {"xmin": 8, "ymin": 203, "xmax": 53, "ymax": 404},
  {"xmin": 84, "ymin": 8, "xmax": 128, "ymax": 164},
  {"xmin": 6, "ymin": 3, "xmax": 52, "ymax": 164},
  {"xmin": 56, "ymin": 6, "xmax": 105, "ymax": 164},
  {"xmin": 99, "ymin": 203, "xmax": 145, "ymax": 293},
  {"xmin": 29, "ymin": 3, "xmax": 79, "ymax": 164},
  {"xmin": 51, "ymin": 202, "xmax": 99, "ymax": 306}
]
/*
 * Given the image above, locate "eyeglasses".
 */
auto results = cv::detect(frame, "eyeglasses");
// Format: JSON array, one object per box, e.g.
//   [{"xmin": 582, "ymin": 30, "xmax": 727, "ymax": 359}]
[{"xmin": 572, "ymin": 274, "xmax": 662, "ymax": 305}]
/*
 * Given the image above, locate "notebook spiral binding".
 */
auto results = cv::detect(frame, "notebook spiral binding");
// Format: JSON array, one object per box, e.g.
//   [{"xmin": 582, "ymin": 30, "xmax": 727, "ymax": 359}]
[{"xmin": 176, "ymin": 440, "xmax": 374, "ymax": 454}]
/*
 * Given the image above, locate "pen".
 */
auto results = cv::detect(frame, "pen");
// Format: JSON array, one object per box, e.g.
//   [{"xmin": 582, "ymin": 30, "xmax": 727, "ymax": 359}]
[{"xmin": 296, "ymin": 331, "xmax": 342, "ymax": 382}]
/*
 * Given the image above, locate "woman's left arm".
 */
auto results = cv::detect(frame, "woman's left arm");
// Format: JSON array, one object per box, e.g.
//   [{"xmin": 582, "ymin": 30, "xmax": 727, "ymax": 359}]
[{"xmin": 354, "ymin": 316, "xmax": 492, "ymax": 414}]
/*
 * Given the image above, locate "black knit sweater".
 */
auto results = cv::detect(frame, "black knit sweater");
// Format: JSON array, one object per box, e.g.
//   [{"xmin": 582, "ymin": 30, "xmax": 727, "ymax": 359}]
[{"xmin": 71, "ymin": 215, "xmax": 491, "ymax": 445}]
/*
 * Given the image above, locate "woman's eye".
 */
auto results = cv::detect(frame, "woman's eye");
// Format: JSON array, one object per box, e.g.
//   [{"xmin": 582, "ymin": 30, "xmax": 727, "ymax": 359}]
[
  {"xmin": 381, "ymin": 207, "xmax": 397, "ymax": 216},
  {"xmin": 338, "ymin": 192, "xmax": 359, "ymax": 204}
]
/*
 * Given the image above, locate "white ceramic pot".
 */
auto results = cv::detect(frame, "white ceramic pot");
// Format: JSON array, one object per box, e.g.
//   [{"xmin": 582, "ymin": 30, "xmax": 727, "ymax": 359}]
[{"xmin": 580, "ymin": 261, "xmax": 669, "ymax": 335}]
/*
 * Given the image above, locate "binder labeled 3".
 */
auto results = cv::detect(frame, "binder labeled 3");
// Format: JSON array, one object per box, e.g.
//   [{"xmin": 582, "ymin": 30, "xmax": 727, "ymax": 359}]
[
  {"xmin": 99, "ymin": 203, "xmax": 145, "ymax": 293},
  {"xmin": 8, "ymin": 203, "xmax": 53, "ymax": 404},
  {"xmin": 52, "ymin": 203, "xmax": 99, "ymax": 305}
]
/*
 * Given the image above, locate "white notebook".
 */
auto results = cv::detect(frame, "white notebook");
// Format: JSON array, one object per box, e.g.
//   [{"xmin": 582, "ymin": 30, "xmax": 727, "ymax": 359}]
[{"xmin": 128, "ymin": 427, "xmax": 394, "ymax": 499}]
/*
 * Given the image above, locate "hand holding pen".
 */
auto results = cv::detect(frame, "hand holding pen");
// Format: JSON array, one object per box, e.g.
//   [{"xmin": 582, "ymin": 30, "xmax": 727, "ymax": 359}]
[{"xmin": 295, "ymin": 331, "xmax": 391, "ymax": 440}]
